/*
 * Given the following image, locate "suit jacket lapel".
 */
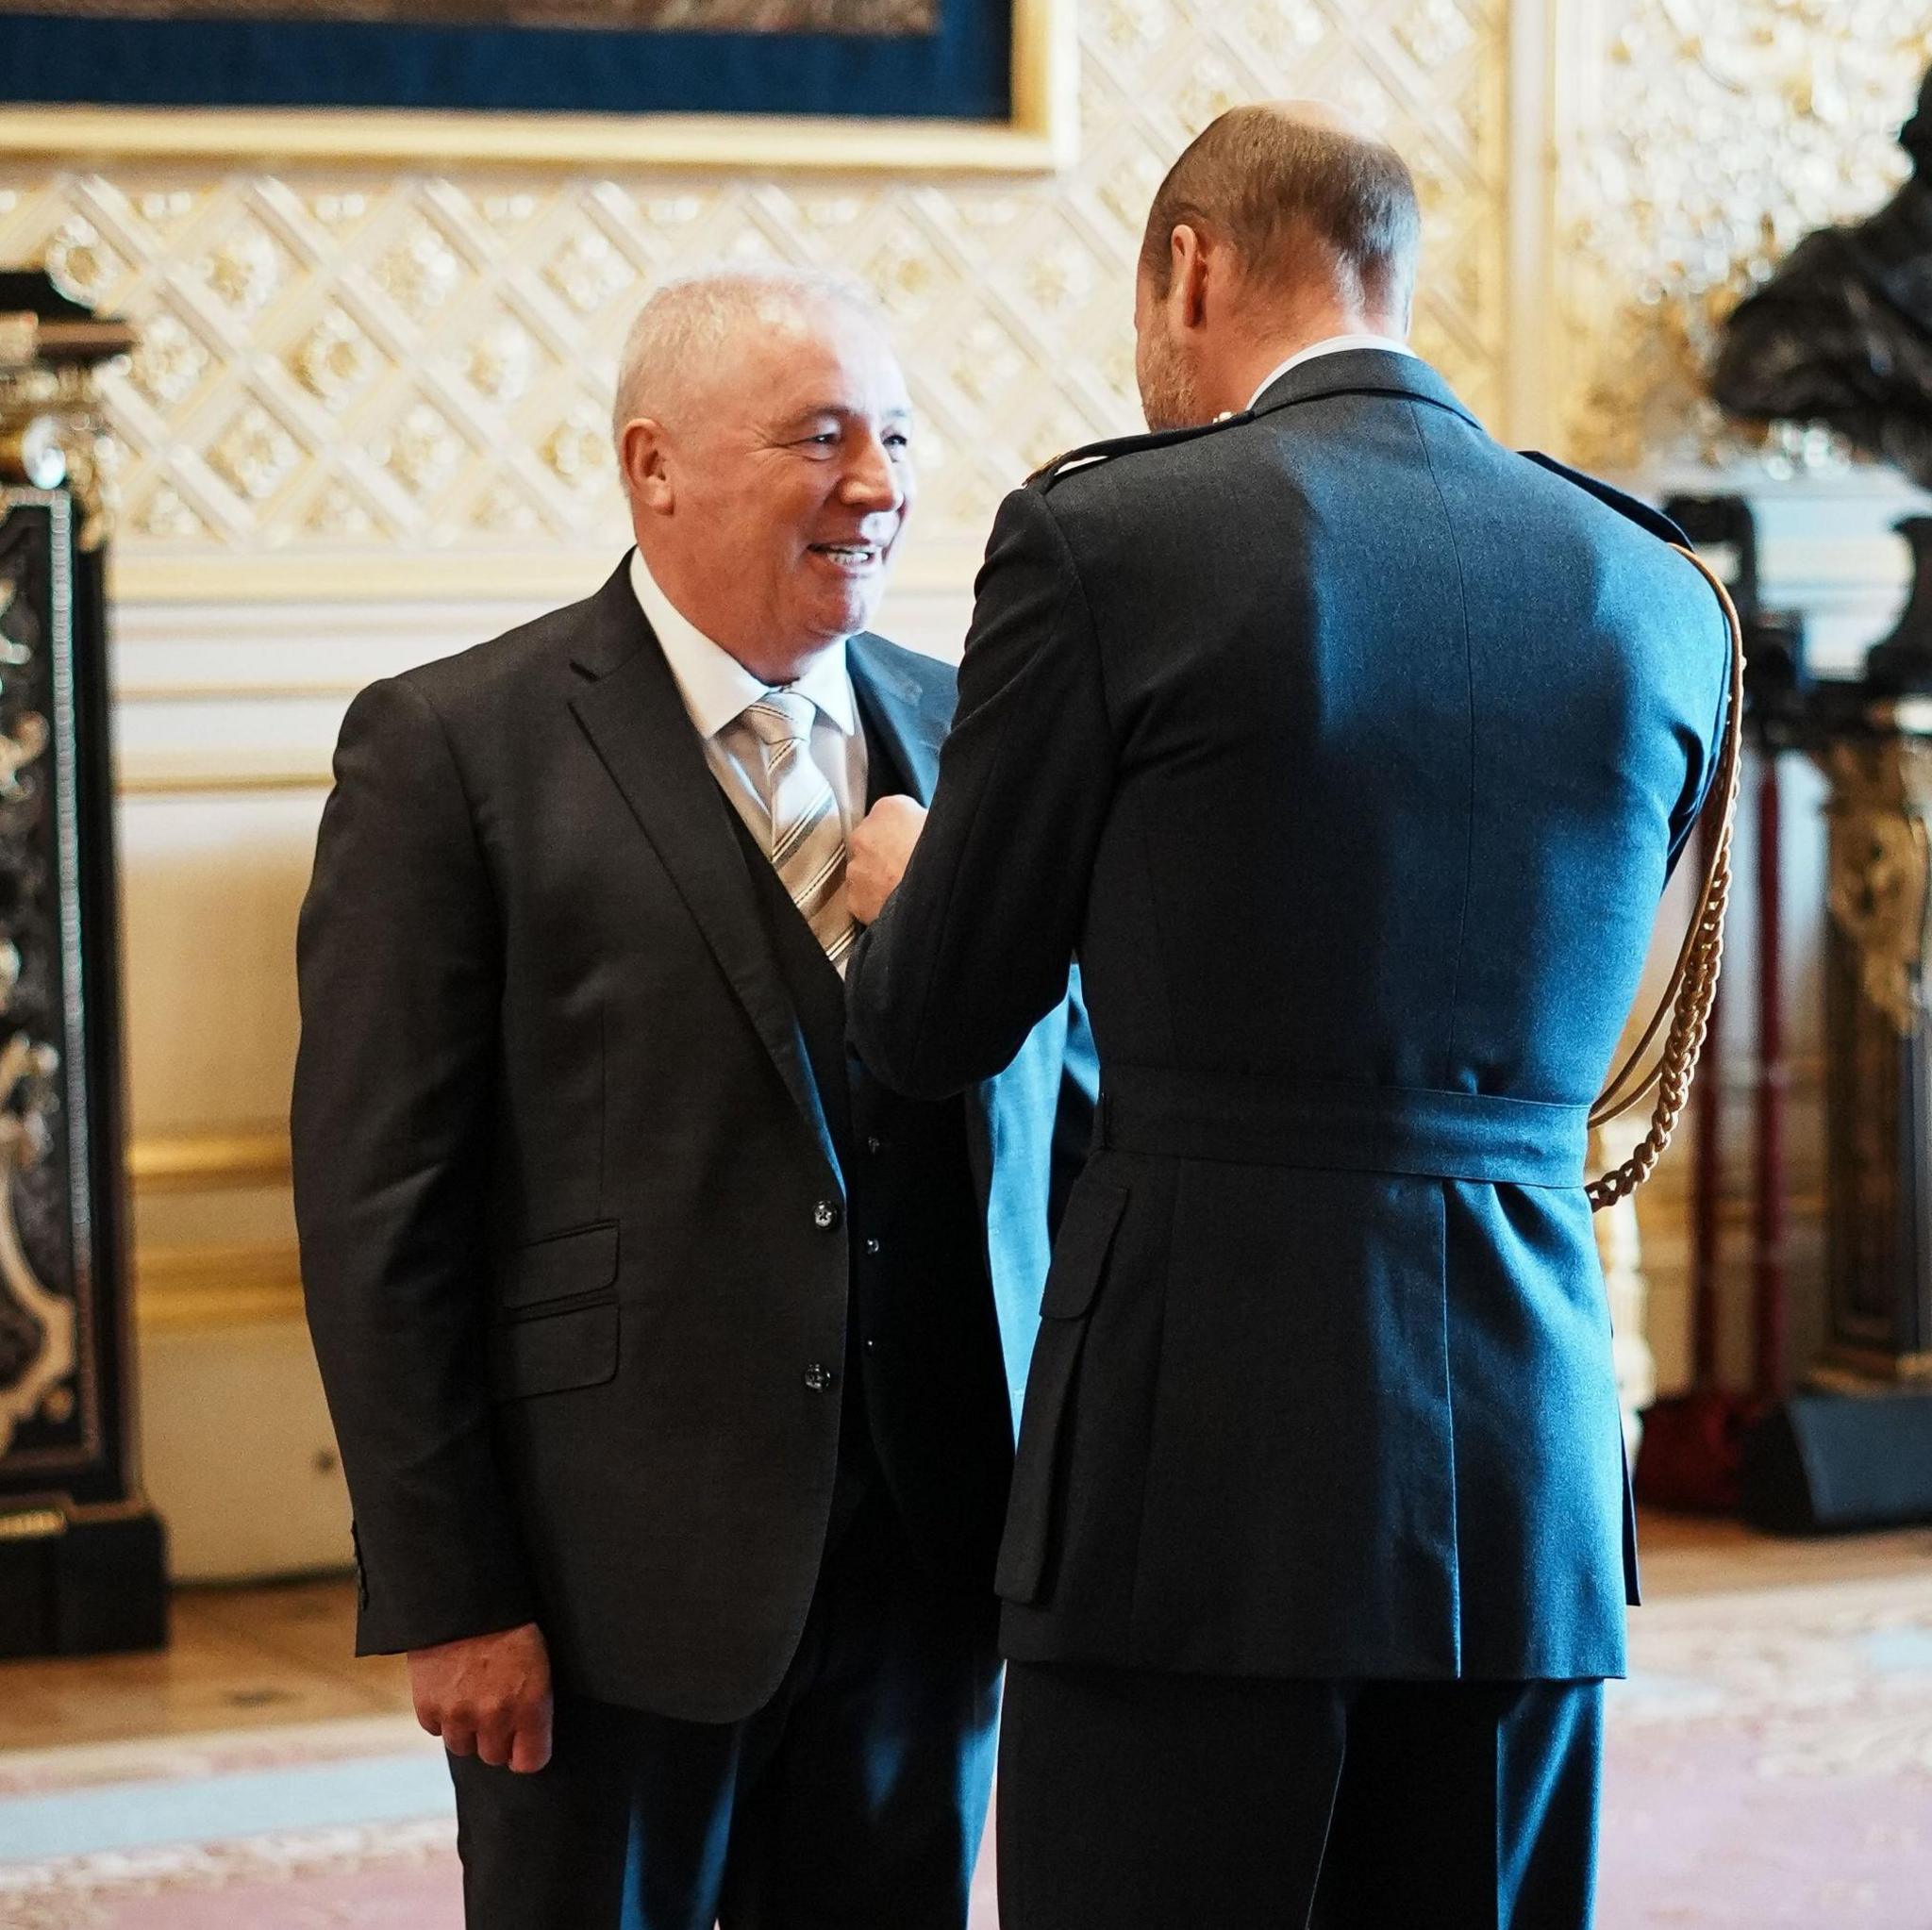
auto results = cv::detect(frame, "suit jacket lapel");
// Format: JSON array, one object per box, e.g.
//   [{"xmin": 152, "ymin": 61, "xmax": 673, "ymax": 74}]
[
  {"xmin": 849, "ymin": 633, "xmax": 946, "ymax": 806},
  {"xmin": 567, "ymin": 561, "xmax": 841, "ymax": 1190}
]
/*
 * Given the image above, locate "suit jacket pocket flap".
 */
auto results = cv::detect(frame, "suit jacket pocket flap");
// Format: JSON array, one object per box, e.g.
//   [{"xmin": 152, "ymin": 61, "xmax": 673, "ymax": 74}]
[
  {"xmin": 489, "ymin": 1303, "xmax": 619, "ymax": 1401},
  {"xmin": 500, "ymin": 1220, "xmax": 619, "ymax": 1311},
  {"xmin": 1039, "ymin": 1181, "xmax": 1128, "ymax": 1320}
]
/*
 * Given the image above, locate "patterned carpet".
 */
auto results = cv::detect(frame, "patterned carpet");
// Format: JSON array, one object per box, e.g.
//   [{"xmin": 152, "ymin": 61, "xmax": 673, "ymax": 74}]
[
  {"xmin": 1597, "ymin": 1571, "xmax": 1932, "ymax": 1928},
  {"xmin": 1, "ymin": 1571, "xmax": 1928, "ymax": 1927}
]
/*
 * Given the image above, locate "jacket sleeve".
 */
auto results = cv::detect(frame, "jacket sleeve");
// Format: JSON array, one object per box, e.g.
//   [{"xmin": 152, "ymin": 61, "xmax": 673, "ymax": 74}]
[
  {"xmin": 849, "ymin": 483, "xmax": 1116, "ymax": 1099},
  {"xmin": 291, "ymin": 675, "xmax": 539, "ymax": 1655}
]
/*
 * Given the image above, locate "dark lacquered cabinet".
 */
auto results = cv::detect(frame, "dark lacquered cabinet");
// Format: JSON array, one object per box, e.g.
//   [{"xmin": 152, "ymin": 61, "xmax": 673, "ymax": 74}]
[{"xmin": 0, "ymin": 274, "xmax": 166, "ymax": 1656}]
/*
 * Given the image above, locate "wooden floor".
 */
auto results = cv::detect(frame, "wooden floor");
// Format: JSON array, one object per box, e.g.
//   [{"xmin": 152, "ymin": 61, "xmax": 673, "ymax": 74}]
[
  {"xmin": 0, "ymin": 1575, "xmax": 414, "ymax": 1754},
  {"xmin": 2, "ymin": 1510, "xmax": 1930, "ymax": 1755}
]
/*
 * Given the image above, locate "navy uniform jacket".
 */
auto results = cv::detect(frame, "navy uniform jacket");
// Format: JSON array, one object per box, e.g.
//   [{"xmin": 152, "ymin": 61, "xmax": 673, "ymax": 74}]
[
  {"xmin": 847, "ymin": 349, "xmax": 1730, "ymax": 1684},
  {"xmin": 293, "ymin": 564, "xmax": 1096, "ymax": 1722}
]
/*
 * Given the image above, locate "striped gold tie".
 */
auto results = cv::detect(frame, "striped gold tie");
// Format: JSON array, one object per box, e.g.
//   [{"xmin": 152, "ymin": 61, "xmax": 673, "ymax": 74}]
[{"xmin": 742, "ymin": 690, "xmax": 857, "ymax": 973}]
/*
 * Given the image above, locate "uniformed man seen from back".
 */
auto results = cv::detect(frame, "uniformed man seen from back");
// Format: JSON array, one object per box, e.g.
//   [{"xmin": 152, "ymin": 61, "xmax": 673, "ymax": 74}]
[{"xmin": 844, "ymin": 101, "xmax": 1732, "ymax": 1930}]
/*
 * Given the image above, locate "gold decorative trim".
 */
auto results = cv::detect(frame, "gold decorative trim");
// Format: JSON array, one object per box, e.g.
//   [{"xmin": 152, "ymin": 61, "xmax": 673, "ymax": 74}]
[
  {"xmin": 0, "ymin": 1506, "xmax": 65, "ymax": 1539},
  {"xmin": 128, "ymin": 1126, "xmax": 290, "ymax": 1192},
  {"xmin": 112, "ymin": 681, "xmax": 371, "ymax": 704},
  {"xmin": 0, "ymin": 0, "xmax": 1079, "ymax": 173},
  {"xmin": 117, "ymin": 763, "xmax": 335, "ymax": 795},
  {"xmin": 108, "ymin": 553, "xmax": 635, "ymax": 607},
  {"xmin": 134, "ymin": 1240, "xmax": 304, "ymax": 1331},
  {"xmin": 1824, "ymin": 736, "xmax": 1932, "ymax": 1038}
]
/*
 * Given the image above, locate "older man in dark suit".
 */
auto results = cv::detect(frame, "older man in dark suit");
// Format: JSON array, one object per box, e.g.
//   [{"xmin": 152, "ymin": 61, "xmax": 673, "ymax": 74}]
[
  {"xmin": 291, "ymin": 267, "xmax": 1093, "ymax": 1930},
  {"xmin": 846, "ymin": 104, "xmax": 1730, "ymax": 1929}
]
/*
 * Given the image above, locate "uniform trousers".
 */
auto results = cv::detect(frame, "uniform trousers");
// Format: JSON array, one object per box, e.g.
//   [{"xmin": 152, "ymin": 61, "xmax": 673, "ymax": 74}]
[
  {"xmin": 447, "ymin": 1486, "xmax": 1000, "ymax": 1930},
  {"xmin": 997, "ymin": 1660, "xmax": 1604, "ymax": 1930}
]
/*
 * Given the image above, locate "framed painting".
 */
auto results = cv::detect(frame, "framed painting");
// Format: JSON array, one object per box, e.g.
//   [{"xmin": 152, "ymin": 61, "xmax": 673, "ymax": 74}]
[{"xmin": 0, "ymin": 0, "xmax": 1075, "ymax": 171}]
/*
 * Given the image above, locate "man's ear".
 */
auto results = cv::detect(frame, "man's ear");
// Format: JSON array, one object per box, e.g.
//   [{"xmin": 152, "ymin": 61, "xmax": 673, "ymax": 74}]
[
  {"xmin": 1167, "ymin": 223, "xmax": 1212, "ymax": 335},
  {"xmin": 619, "ymin": 418, "xmax": 674, "ymax": 513}
]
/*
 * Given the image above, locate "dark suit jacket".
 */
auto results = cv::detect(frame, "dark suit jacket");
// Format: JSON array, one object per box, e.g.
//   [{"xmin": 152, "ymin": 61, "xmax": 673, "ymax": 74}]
[
  {"xmin": 848, "ymin": 350, "xmax": 1731, "ymax": 1684},
  {"xmin": 291, "ymin": 559, "xmax": 1094, "ymax": 1722}
]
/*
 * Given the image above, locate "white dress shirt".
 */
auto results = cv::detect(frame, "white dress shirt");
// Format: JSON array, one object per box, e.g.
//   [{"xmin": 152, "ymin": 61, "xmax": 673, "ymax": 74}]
[
  {"xmin": 1245, "ymin": 332, "xmax": 1417, "ymax": 410},
  {"xmin": 628, "ymin": 548, "xmax": 868, "ymax": 856}
]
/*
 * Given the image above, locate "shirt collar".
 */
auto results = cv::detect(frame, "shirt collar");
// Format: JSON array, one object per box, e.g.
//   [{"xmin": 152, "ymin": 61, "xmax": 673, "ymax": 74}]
[
  {"xmin": 788, "ymin": 632, "xmax": 859, "ymax": 739},
  {"xmin": 1245, "ymin": 333, "xmax": 1418, "ymax": 411},
  {"xmin": 628, "ymin": 547, "xmax": 856, "ymax": 740}
]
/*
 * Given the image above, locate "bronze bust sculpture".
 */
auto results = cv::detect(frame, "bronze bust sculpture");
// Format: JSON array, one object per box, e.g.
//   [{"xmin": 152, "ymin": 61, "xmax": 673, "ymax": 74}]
[{"xmin": 1713, "ymin": 68, "xmax": 1932, "ymax": 490}]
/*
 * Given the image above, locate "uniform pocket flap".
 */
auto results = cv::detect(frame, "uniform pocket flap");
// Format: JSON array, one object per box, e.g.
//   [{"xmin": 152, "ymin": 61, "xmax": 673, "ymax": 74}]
[
  {"xmin": 489, "ymin": 1303, "xmax": 619, "ymax": 1401},
  {"xmin": 1039, "ymin": 1181, "xmax": 1128, "ymax": 1320},
  {"xmin": 499, "ymin": 1220, "xmax": 619, "ymax": 1311}
]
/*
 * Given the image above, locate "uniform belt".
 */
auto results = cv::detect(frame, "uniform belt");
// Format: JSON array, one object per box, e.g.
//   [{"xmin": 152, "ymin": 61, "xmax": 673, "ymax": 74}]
[{"xmin": 1095, "ymin": 1065, "xmax": 1589, "ymax": 1189}]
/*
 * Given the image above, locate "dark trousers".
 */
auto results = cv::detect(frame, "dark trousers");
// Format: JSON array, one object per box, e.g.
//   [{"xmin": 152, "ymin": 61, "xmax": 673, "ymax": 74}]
[
  {"xmin": 997, "ymin": 1662, "xmax": 1603, "ymax": 1930},
  {"xmin": 448, "ymin": 1489, "xmax": 1001, "ymax": 1930}
]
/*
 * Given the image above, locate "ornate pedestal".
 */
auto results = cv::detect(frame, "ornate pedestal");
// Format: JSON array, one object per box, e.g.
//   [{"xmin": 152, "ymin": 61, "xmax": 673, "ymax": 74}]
[
  {"xmin": 1816, "ymin": 718, "xmax": 1932, "ymax": 1384},
  {"xmin": 0, "ymin": 273, "xmax": 165, "ymax": 1656}
]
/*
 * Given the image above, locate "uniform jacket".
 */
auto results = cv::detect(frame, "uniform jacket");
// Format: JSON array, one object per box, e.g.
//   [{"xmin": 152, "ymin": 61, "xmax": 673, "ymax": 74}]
[
  {"xmin": 292, "ymin": 559, "xmax": 1095, "ymax": 1722},
  {"xmin": 847, "ymin": 349, "xmax": 1730, "ymax": 1684}
]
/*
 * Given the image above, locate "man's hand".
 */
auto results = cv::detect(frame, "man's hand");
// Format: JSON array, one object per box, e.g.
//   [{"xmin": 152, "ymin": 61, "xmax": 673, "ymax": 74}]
[
  {"xmin": 408, "ymin": 1621, "xmax": 554, "ymax": 1773},
  {"xmin": 848, "ymin": 795, "xmax": 927, "ymax": 925}
]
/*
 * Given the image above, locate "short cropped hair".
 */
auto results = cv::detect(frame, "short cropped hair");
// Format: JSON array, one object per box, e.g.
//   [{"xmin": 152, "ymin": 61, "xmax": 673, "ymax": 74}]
[
  {"xmin": 610, "ymin": 265, "xmax": 885, "ymax": 450},
  {"xmin": 1139, "ymin": 108, "xmax": 1422, "ymax": 322}
]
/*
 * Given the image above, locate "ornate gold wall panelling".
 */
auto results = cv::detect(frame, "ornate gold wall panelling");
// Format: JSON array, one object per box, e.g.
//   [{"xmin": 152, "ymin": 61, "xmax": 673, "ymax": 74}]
[
  {"xmin": 0, "ymin": 0, "xmax": 1512, "ymax": 604},
  {"xmin": 1553, "ymin": 0, "xmax": 1931, "ymax": 476},
  {"xmin": 12, "ymin": 6, "xmax": 1924, "ymax": 565}
]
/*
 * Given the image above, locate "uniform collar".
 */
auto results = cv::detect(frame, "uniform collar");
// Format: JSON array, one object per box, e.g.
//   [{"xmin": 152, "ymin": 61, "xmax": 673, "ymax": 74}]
[{"xmin": 1245, "ymin": 333, "xmax": 1417, "ymax": 410}]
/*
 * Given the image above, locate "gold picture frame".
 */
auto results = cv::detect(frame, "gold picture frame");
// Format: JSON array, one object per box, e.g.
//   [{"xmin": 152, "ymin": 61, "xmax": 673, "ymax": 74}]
[{"xmin": 0, "ymin": 0, "xmax": 1077, "ymax": 172}]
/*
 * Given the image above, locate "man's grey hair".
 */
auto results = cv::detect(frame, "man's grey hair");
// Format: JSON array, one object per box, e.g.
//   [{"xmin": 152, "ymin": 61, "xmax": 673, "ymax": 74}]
[{"xmin": 610, "ymin": 265, "xmax": 888, "ymax": 451}]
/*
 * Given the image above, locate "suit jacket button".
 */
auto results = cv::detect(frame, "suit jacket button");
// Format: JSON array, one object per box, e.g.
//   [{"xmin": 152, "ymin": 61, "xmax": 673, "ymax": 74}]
[
  {"xmin": 865, "ymin": 1135, "xmax": 883, "ymax": 1156},
  {"xmin": 864, "ymin": 1237, "xmax": 881, "ymax": 1256},
  {"xmin": 813, "ymin": 1199, "xmax": 841, "ymax": 1231},
  {"xmin": 803, "ymin": 1363, "xmax": 837, "ymax": 1392}
]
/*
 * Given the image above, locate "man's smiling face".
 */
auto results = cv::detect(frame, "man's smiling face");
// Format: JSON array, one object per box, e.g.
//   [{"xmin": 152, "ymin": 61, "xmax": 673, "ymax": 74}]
[{"xmin": 627, "ymin": 297, "xmax": 915, "ymax": 681}]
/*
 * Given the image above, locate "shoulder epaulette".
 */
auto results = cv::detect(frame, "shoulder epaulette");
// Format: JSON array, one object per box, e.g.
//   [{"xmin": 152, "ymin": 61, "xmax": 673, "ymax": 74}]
[
  {"xmin": 1518, "ymin": 450, "xmax": 1690, "ymax": 548},
  {"xmin": 1027, "ymin": 409, "xmax": 1257, "ymax": 491}
]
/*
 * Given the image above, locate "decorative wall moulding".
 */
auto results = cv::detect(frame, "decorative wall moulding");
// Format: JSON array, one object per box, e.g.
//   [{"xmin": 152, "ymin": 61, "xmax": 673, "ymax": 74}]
[
  {"xmin": 0, "ymin": 0, "xmax": 1078, "ymax": 174},
  {"xmin": 126, "ymin": 1125, "xmax": 290, "ymax": 1193},
  {"xmin": 133, "ymin": 1240, "xmax": 304, "ymax": 1331},
  {"xmin": 115, "ymin": 757, "xmax": 337, "ymax": 795},
  {"xmin": 107, "ymin": 541, "xmax": 995, "ymax": 606}
]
